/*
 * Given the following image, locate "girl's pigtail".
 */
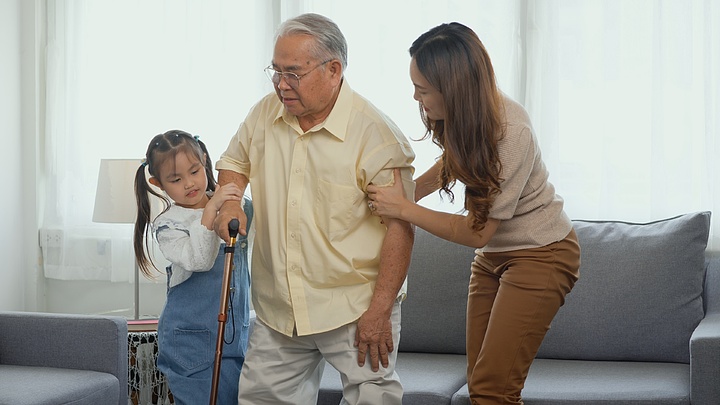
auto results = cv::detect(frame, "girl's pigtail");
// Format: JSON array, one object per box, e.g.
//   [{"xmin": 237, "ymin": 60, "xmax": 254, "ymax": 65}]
[
  {"xmin": 133, "ymin": 162, "xmax": 156, "ymax": 278},
  {"xmin": 196, "ymin": 138, "xmax": 217, "ymax": 191}
]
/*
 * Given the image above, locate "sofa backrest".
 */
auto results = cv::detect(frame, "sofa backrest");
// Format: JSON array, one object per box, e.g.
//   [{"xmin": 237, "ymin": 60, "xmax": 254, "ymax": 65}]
[
  {"xmin": 537, "ymin": 211, "xmax": 711, "ymax": 363},
  {"xmin": 399, "ymin": 211, "xmax": 714, "ymax": 364},
  {"xmin": 399, "ymin": 227, "xmax": 476, "ymax": 354}
]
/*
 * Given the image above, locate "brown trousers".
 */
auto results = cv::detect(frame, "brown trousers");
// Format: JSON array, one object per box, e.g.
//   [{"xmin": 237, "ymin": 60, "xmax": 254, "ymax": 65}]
[{"xmin": 466, "ymin": 229, "xmax": 580, "ymax": 405}]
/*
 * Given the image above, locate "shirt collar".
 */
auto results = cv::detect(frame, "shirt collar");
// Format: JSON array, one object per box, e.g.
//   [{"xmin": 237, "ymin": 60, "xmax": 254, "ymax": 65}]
[{"xmin": 275, "ymin": 79, "xmax": 353, "ymax": 141}]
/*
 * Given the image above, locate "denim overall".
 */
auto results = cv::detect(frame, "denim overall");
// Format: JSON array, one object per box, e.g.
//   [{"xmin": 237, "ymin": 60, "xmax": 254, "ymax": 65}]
[{"xmin": 157, "ymin": 200, "xmax": 253, "ymax": 405}]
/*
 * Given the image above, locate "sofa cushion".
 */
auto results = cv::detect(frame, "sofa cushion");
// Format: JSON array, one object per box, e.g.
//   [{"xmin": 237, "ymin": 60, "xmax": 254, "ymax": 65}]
[
  {"xmin": 536, "ymin": 211, "xmax": 711, "ymax": 363},
  {"xmin": 0, "ymin": 364, "xmax": 120, "ymax": 405},
  {"xmin": 451, "ymin": 359, "xmax": 691, "ymax": 405},
  {"xmin": 399, "ymin": 228, "xmax": 476, "ymax": 354},
  {"xmin": 319, "ymin": 352, "xmax": 468, "ymax": 405}
]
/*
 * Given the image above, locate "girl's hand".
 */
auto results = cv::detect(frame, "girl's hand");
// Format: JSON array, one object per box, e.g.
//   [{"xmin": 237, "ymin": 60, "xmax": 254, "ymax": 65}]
[
  {"xmin": 367, "ymin": 168, "xmax": 410, "ymax": 221},
  {"xmin": 201, "ymin": 183, "xmax": 244, "ymax": 231},
  {"xmin": 207, "ymin": 183, "xmax": 243, "ymax": 212}
]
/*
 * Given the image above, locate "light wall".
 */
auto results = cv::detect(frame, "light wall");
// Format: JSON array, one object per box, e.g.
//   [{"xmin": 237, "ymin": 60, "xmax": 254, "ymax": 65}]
[{"xmin": 0, "ymin": 0, "xmax": 31, "ymax": 311}]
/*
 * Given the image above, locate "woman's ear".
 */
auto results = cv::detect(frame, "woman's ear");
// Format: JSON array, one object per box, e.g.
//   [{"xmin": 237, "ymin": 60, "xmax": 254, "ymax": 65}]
[{"xmin": 148, "ymin": 177, "xmax": 163, "ymax": 190}]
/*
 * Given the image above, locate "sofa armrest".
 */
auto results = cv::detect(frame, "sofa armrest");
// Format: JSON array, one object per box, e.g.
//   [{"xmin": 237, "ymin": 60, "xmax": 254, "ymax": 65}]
[
  {"xmin": 0, "ymin": 311, "xmax": 128, "ymax": 405},
  {"xmin": 690, "ymin": 312, "xmax": 720, "ymax": 404}
]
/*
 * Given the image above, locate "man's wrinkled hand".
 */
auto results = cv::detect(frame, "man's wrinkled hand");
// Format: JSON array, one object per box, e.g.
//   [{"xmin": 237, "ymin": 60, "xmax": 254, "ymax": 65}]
[
  {"xmin": 214, "ymin": 201, "xmax": 247, "ymax": 243},
  {"xmin": 354, "ymin": 309, "xmax": 394, "ymax": 372}
]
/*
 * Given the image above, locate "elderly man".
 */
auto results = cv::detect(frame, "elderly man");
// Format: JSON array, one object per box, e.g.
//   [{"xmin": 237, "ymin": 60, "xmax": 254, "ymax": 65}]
[{"xmin": 214, "ymin": 13, "xmax": 415, "ymax": 405}]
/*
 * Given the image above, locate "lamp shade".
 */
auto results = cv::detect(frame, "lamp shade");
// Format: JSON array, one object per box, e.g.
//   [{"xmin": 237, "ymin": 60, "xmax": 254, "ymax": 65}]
[{"xmin": 92, "ymin": 159, "xmax": 142, "ymax": 224}]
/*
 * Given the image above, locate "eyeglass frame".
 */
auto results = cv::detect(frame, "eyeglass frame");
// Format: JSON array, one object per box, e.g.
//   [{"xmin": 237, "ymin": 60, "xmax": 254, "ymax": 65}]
[{"xmin": 264, "ymin": 59, "xmax": 334, "ymax": 89}]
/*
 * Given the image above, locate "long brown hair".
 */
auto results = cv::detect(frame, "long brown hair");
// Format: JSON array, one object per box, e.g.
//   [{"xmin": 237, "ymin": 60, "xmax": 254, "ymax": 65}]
[
  {"xmin": 410, "ymin": 22, "xmax": 504, "ymax": 232},
  {"xmin": 132, "ymin": 130, "xmax": 216, "ymax": 277}
]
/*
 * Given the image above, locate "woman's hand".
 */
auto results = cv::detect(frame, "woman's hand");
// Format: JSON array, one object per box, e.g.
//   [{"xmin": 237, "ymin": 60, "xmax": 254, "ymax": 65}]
[{"xmin": 367, "ymin": 168, "xmax": 411, "ymax": 221}]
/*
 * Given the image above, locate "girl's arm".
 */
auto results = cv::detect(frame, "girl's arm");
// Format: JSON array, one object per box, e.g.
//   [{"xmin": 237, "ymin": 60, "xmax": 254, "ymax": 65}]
[
  {"xmin": 368, "ymin": 168, "xmax": 499, "ymax": 248},
  {"xmin": 155, "ymin": 183, "xmax": 241, "ymax": 273},
  {"xmin": 156, "ymin": 219, "xmax": 219, "ymax": 271}
]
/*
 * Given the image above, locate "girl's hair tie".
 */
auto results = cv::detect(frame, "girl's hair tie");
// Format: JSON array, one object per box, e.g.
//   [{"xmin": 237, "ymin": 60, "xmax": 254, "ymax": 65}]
[
  {"xmin": 140, "ymin": 158, "xmax": 148, "ymax": 167},
  {"xmin": 194, "ymin": 135, "xmax": 200, "ymax": 142}
]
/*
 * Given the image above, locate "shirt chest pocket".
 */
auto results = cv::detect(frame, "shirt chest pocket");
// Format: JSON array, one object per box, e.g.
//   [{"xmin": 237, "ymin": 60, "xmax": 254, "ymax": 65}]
[{"xmin": 314, "ymin": 179, "xmax": 363, "ymax": 241}]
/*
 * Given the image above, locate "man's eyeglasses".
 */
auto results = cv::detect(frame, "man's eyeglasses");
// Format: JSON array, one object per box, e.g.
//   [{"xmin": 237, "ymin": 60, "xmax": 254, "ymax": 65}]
[{"xmin": 264, "ymin": 59, "xmax": 333, "ymax": 89}]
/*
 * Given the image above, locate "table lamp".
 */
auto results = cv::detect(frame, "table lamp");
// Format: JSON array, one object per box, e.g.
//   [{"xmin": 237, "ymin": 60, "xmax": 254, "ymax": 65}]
[{"xmin": 92, "ymin": 158, "xmax": 158, "ymax": 320}]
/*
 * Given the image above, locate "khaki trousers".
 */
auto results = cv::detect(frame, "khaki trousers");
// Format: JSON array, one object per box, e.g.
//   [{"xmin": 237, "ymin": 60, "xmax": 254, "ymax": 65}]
[
  {"xmin": 237, "ymin": 299, "xmax": 403, "ymax": 405},
  {"xmin": 467, "ymin": 229, "xmax": 580, "ymax": 405}
]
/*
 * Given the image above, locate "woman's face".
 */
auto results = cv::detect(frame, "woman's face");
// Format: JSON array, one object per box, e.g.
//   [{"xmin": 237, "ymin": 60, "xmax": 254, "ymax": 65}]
[{"xmin": 410, "ymin": 58, "xmax": 445, "ymax": 121}]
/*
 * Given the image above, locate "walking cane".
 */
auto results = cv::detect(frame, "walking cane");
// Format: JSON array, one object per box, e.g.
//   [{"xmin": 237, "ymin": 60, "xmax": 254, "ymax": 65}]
[{"xmin": 210, "ymin": 218, "xmax": 240, "ymax": 405}]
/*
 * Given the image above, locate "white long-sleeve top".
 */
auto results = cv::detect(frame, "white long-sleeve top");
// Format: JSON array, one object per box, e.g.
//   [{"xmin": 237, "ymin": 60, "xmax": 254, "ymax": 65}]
[{"xmin": 153, "ymin": 204, "xmax": 220, "ymax": 288}]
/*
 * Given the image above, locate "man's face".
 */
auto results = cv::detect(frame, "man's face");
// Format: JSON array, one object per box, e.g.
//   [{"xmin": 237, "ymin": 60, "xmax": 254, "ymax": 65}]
[{"xmin": 270, "ymin": 34, "xmax": 340, "ymax": 126}]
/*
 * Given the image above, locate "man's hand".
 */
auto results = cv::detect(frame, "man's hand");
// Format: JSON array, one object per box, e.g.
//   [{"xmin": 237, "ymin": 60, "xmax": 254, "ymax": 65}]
[
  {"xmin": 214, "ymin": 170, "xmax": 250, "ymax": 243},
  {"xmin": 354, "ymin": 307, "xmax": 394, "ymax": 372},
  {"xmin": 214, "ymin": 200, "xmax": 247, "ymax": 243}
]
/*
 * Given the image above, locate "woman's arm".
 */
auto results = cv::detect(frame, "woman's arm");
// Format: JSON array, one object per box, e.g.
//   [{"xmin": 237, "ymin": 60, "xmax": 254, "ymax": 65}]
[
  {"xmin": 368, "ymin": 168, "xmax": 499, "ymax": 248},
  {"xmin": 414, "ymin": 161, "xmax": 442, "ymax": 202},
  {"xmin": 397, "ymin": 200, "xmax": 499, "ymax": 248}
]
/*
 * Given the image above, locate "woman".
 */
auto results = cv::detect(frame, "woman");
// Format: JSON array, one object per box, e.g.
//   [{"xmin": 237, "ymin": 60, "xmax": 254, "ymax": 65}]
[{"xmin": 367, "ymin": 23, "xmax": 580, "ymax": 405}]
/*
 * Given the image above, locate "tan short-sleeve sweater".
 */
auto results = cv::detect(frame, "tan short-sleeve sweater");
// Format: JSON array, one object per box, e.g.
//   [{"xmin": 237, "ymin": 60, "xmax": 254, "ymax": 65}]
[{"xmin": 483, "ymin": 95, "xmax": 572, "ymax": 252}]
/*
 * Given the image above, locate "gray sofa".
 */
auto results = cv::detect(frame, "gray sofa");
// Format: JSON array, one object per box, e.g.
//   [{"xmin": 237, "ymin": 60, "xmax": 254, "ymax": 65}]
[
  {"xmin": 318, "ymin": 211, "xmax": 720, "ymax": 404},
  {"xmin": 0, "ymin": 311, "xmax": 128, "ymax": 405}
]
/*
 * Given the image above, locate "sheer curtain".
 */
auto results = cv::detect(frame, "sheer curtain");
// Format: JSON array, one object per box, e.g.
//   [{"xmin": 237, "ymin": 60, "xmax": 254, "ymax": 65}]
[
  {"xmin": 524, "ymin": 1, "xmax": 719, "ymax": 240},
  {"xmin": 42, "ymin": 0, "xmax": 719, "ymax": 287},
  {"xmin": 43, "ymin": 0, "xmax": 274, "ymax": 283}
]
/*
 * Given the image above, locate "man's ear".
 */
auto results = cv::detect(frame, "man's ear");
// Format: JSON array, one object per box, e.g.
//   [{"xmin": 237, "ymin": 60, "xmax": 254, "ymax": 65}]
[
  {"xmin": 148, "ymin": 177, "xmax": 163, "ymax": 190},
  {"xmin": 328, "ymin": 60, "xmax": 343, "ymax": 83}
]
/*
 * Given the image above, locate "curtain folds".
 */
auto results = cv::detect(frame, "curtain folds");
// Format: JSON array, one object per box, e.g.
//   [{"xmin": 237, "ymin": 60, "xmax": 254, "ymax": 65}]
[{"xmin": 42, "ymin": 0, "xmax": 719, "ymax": 282}]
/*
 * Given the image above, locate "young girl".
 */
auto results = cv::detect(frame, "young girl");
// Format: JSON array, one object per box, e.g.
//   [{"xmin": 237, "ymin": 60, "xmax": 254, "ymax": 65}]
[
  {"xmin": 133, "ymin": 129, "xmax": 253, "ymax": 405},
  {"xmin": 367, "ymin": 23, "xmax": 581, "ymax": 404}
]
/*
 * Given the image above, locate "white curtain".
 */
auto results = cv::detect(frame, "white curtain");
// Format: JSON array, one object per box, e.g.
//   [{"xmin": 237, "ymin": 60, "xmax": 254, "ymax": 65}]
[
  {"xmin": 42, "ymin": 0, "xmax": 720, "ymax": 283},
  {"xmin": 43, "ymin": 0, "xmax": 274, "ymax": 281}
]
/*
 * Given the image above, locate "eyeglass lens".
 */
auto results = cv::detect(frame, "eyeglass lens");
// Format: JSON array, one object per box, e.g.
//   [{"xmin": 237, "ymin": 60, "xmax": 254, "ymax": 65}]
[{"xmin": 265, "ymin": 68, "xmax": 300, "ymax": 88}]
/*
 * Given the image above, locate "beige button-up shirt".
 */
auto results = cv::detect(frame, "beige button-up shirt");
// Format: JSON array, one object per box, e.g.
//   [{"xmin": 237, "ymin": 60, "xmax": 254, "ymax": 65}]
[{"xmin": 216, "ymin": 80, "xmax": 415, "ymax": 336}]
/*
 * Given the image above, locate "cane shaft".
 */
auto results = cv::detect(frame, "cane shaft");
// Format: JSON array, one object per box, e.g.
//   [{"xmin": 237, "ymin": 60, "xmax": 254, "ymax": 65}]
[{"xmin": 209, "ymin": 240, "xmax": 236, "ymax": 405}]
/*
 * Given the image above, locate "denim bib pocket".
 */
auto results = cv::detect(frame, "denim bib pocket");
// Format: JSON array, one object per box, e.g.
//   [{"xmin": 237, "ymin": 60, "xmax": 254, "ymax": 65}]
[{"xmin": 171, "ymin": 328, "xmax": 212, "ymax": 372}]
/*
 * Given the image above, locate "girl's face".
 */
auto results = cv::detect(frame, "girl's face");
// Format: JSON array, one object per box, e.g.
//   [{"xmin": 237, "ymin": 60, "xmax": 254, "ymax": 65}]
[
  {"xmin": 410, "ymin": 58, "xmax": 445, "ymax": 121},
  {"xmin": 150, "ymin": 152, "xmax": 209, "ymax": 210}
]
